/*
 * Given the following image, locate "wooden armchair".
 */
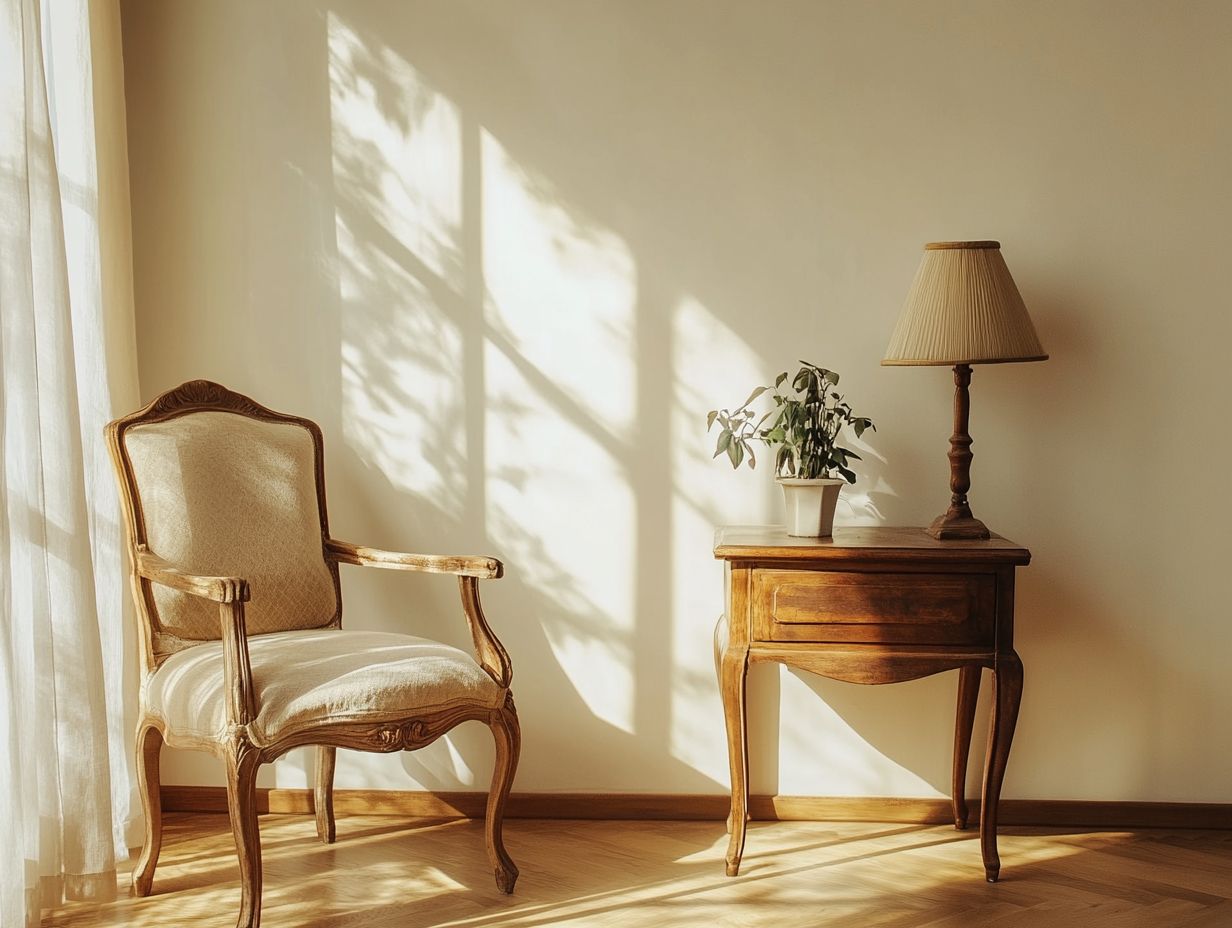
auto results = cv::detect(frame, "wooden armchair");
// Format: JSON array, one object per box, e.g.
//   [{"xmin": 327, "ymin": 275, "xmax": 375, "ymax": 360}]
[{"xmin": 106, "ymin": 380, "xmax": 520, "ymax": 928}]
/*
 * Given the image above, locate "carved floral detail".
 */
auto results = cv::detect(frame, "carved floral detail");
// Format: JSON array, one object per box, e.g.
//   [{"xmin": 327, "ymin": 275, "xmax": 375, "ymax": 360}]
[
  {"xmin": 145, "ymin": 380, "xmax": 273, "ymax": 421},
  {"xmin": 373, "ymin": 720, "xmax": 431, "ymax": 750},
  {"xmin": 223, "ymin": 725, "xmax": 262, "ymax": 768}
]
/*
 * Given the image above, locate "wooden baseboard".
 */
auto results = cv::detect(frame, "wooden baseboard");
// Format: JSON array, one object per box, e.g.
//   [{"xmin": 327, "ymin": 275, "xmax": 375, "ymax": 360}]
[{"xmin": 160, "ymin": 786, "xmax": 1232, "ymax": 830}]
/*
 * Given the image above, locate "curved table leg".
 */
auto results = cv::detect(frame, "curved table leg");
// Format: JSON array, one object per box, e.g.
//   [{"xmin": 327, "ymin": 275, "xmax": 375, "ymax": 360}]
[
  {"xmin": 980, "ymin": 651, "xmax": 1023, "ymax": 882},
  {"xmin": 720, "ymin": 647, "xmax": 750, "ymax": 876},
  {"xmin": 952, "ymin": 665, "xmax": 981, "ymax": 830}
]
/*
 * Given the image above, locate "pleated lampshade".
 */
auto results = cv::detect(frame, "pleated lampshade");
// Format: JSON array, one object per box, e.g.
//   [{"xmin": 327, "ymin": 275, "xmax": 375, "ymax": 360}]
[{"xmin": 882, "ymin": 241, "xmax": 1048, "ymax": 366}]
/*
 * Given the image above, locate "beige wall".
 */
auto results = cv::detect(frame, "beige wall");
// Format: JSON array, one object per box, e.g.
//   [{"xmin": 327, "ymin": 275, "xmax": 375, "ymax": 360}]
[{"xmin": 120, "ymin": 0, "xmax": 1231, "ymax": 802}]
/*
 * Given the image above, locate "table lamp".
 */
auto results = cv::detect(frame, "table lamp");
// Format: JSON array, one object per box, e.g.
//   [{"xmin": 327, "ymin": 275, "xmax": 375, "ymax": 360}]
[{"xmin": 882, "ymin": 241, "xmax": 1047, "ymax": 540}]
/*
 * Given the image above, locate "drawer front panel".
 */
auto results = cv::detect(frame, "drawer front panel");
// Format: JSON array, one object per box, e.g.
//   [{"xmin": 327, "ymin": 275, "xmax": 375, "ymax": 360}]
[{"xmin": 752, "ymin": 569, "xmax": 995, "ymax": 644}]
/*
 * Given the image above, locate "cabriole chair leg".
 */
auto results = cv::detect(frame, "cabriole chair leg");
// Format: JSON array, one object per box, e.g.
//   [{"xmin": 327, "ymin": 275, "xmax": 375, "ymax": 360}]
[
  {"xmin": 132, "ymin": 722, "xmax": 164, "ymax": 897},
  {"xmin": 486, "ymin": 696, "xmax": 521, "ymax": 894},
  {"xmin": 225, "ymin": 743, "xmax": 264, "ymax": 928}
]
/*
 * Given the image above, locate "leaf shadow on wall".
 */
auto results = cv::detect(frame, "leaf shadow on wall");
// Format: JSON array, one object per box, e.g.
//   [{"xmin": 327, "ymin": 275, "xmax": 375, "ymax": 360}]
[
  {"xmin": 309, "ymin": 0, "xmax": 960, "ymax": 799},
  {"xmin": 316, "ymin": 3, "xmax": 728, "ymax": 794},
  {"xmin": 231, "ymin": 0, "xmax": 1039, "ymax": 802}
]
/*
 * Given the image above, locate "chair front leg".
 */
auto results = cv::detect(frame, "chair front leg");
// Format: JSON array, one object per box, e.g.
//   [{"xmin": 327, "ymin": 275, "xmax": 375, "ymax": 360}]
[
  {"xmin": 486, "ymin": 693, "xmax": 521, "ymax": 894},
  {"xmin": 225, "ymin": 736, "xmax": 264, "ymax": 928},
  {"xmin": 132, "ymin": 720, "xmax": 164, "ymax": 896},
  {"xmin": 315, "ymin": 745, "xmax": 336, "ymax": 844}
]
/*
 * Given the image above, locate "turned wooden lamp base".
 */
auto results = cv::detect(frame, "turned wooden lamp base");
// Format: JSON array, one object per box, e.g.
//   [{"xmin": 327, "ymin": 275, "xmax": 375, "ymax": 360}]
[
  {"xmin": 928, "ymin": 363, "xmax": 993, "ymax": 541},
  {"xmin": 928, "ymin": 509, "xmax": 991, "ymax": 540},
  {"xmin": 884, "ymin": 241, "xmax": 1050, "ymax": 542}
]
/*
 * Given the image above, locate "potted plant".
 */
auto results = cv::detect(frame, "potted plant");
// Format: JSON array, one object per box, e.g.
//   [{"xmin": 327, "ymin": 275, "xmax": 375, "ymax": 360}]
[{"xmin": 707, "ymin": 361, "xmax": 875, "ymax": 537}]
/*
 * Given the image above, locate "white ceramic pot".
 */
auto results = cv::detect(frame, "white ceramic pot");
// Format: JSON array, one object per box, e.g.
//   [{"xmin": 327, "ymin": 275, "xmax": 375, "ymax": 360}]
[{"xmin": 777, "ymin": 477, "xmax": 844, "ymax": 537}]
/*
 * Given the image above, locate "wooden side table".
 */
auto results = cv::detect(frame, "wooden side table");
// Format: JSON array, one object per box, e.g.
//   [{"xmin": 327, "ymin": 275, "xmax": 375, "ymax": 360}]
[{"xmin": 713, "ymin": 526, "xmax": 1031, "ymax": 882}]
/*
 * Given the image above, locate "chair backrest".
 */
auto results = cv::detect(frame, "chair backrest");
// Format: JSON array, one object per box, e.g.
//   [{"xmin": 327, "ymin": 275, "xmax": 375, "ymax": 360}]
[{"xmin": 107, "ymin": 381, "xmax": 341, "ymax": 668}]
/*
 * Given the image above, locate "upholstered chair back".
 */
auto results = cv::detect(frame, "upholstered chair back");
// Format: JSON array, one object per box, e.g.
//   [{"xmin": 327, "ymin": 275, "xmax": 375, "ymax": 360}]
[{"xmin": 116, "ymin": 391, "xmax": 340, "ymax": 654}]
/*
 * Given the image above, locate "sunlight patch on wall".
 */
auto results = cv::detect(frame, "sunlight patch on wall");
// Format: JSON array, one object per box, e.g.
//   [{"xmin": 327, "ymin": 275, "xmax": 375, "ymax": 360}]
[
  {"xmin": 485, "ymin": 344, "xmax": 637, "ymax": 733},
  {"xmin": 481, "ymin": 130, "xmax": 637, "ymax": 441},
  {"xmin": 778, "ymin": 671, "xmax": 945, "ymax": 798},
  {"xmin": 481, "ymin": 132, "xmax": 638, "ymax": 733},
  {"xmin": 328, "ymin": 14, "xmax": 463, "ymax": 288},
  {"xmin": 670, "ymin": 295, "xmax": 770, "ymax": 520},
  {"xmin": 336, "ymin": 253, "xmax": 466, "ymax": 511},
  {"xmin": 329, "ymin": 14, "xmax": 467, "ymax": 514},
  {"xmin": 668, "ymin": 296, "xmax": 769, "ymax": 780}
]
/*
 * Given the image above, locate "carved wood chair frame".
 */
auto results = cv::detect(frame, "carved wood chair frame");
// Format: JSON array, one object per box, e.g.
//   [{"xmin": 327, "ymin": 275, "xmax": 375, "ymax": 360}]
[{"xmin": 106, "ymin": 380, "xmax": 519, "ymax": 928}]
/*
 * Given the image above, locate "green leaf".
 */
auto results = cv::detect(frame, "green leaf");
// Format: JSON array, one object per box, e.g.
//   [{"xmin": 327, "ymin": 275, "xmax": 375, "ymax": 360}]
[
  {"xmin": 709, "ymin": 364, "xmax": 871, "ymax": 478},
  {"xmin": 737, "ymin": 385, "xmax": 768, "ymax": 411}
]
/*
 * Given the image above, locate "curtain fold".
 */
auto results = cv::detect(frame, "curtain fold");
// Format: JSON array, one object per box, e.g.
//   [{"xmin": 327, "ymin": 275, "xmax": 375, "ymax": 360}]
[{"xmin": 0, "ymin": 0, "xmax": 139, "ymax": 924}]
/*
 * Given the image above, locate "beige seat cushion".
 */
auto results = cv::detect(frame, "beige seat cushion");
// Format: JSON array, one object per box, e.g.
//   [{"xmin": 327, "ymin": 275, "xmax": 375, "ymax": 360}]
[
  {"xmin": 124, "ymin": 411, "xmax": 338, "ymax": 640},
  {"xmin": 144, "ymin": 629, "xmax": 504, "ymax": 745}
]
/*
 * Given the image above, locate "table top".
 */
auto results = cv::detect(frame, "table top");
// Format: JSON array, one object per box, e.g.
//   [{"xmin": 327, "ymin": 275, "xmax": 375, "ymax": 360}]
[{"xmin": 714, "ymin": 525, "xmax": 1031, "ymax": 565}]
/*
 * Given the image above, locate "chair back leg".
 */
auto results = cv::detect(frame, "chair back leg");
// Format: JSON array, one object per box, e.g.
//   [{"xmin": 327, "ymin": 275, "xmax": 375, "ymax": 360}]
[
  {"xmin": 225, "ymin": 740, "xmax": 264, "ymax": 928},
  {"xmin": 315, "ymin": 745, "xmax": 337, "ymax": 843},
  {"xmin": 132, "ymin": 721, "xmax": 164, "ymax": 896},
  {"xmin": 486, "ymin": 694, "xmax": 521, "ymax": 894}
]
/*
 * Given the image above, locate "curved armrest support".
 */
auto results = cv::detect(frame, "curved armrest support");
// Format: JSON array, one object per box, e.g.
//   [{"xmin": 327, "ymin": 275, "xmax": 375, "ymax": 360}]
[
  {"xmin": 217, "ymin": 599, "xmax": 257, "ymax": 728},
  {"xmin": 326, "ymin": 539, "xmax": 503, "ymax": 579},
  {"xmin": 135, "ymin": 546, "xmax": 250, "ymax": 603},
  {"xmin": 134, "ymin": 546, "xmax": 255, "ymax": 727},
  {"xmin": 459, "ymin": 576, "xmax": 513, "ymax": 688}
]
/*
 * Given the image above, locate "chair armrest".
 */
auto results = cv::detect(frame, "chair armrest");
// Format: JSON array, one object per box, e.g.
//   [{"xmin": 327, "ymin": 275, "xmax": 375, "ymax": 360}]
[
  {"xmin": 324, "ymin": 539, "xmax": 512, "ymax": 687},
  {"xmin": 134, "ymin": 546, "xmax": 256, "ymax": 726},
  {"xmin": 326, "ymin": 539, "xmax": 503, "ymax": 580},
  {"xmin": 135, "ymin": 547, "xmax": 250, "ymax": 604}
]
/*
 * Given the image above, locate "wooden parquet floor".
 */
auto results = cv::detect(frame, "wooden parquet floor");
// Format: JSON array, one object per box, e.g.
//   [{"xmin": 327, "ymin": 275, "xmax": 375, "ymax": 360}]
[{"xmin": 45, "ymin": 812, "xmax": 1232, "ymax": 927}]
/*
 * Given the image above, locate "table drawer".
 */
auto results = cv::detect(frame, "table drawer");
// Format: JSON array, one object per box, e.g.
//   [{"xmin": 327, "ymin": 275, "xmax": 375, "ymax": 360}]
[{"xmin": 752, "ymin": 568, "xmax": 995, "ymax": 644}]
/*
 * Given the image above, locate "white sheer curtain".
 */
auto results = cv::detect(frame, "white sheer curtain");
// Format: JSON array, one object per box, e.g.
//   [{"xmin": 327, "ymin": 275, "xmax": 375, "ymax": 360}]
[{"xmin": 0, "ymin": 0, "xmax": 139, "ymax": 924}]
